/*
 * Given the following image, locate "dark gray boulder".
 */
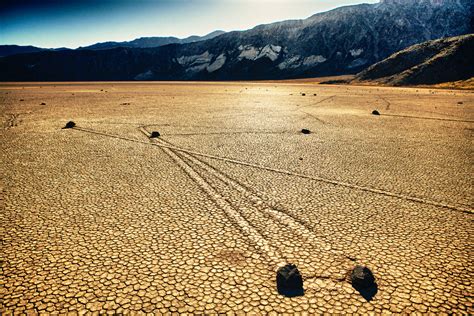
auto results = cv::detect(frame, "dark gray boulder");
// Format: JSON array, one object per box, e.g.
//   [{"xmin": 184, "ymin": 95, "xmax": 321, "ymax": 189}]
[
  {"xmin": 63, "ymin": 121, "xmax": 76, "ymax": 129},
  {"xmin": 150, "ymin": 131, "xmax": 161, "ymax": 138},
  {"xmin": 276, "ymin": 264, "xmax": 304, "ymax": 296},
  {"xmin": 351, "ymin": 265, "xmax": 375, "ymax": 288},
  {"xmin": 350, "ymin": 265, "xmax": 377, "ymax": 301}
]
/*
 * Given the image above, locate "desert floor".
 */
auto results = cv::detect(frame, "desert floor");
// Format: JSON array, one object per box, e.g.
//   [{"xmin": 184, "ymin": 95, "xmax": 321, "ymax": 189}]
[{"xmin": 1, "ymin": 82, "xmax": 473, "ymax": 314}]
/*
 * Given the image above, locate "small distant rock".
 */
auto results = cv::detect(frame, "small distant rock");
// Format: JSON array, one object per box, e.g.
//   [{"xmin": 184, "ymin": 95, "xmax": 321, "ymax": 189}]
[
  {"xmin": 121, "ymin": 102, "xmax": 131, "ymax": 105},
  {"xmin": 276, "ymin": 264, "xmax": 304, "ymax": 296},
  {"xmin": 313, "ymin": 94, "xmax": 317, "ymax": 96},
  {"xmin": 457, "ymin": 101, "xmax": 463, "ymax": 105},
  {"xmin": 372, "ymin": 110, "xmax": 380, "ymax": 115},
  {"xmin": 150, "ymin": 131, "xmax": 161, "ymax": 138},
  {"xmin": 351, "ymin": 265, "xmax": 375, "ymax": 289},
  {"xmin": 63, "ymin": 121, "xmax": 76, "ymax": 129},
  {"xmin": 301, "ymin": 93, "xmax": 306, "ymax": 96},
  {"xmin": 40, "ymin": 102, "xmax": 46, "ymax": 105},
  {"xmin": 19, "ymin": 99, "xmax": 24, "ymax": 101},
  {"xmin": 301, "ymin": 129, "xmax": 311, "ymax": 134}
]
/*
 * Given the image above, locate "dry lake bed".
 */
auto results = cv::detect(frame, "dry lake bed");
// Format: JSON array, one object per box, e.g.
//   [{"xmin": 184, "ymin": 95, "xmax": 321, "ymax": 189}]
[{"xmin": 1, "ymin": 82, "xmax": 473, "ymax": 314}]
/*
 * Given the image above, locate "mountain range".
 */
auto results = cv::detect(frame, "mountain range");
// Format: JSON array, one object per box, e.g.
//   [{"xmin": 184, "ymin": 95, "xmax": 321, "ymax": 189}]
[
  {"xmin": 354, "ymin": 34, "xmax": 474, "ymax": 85},
  {"xmin": 0, "ymin": 45, "xmax": 70, "ymax": 58},
  {"xmin": 0, "ymin": 31, "xmax": 226, "ymax": 57},
  {"xmin": 0, "ymin": 0, "xmax": 472, "ymax": 81},
  {"xmin": 76, "ymin": 31, "xmax": 226, "ymax": 51}
]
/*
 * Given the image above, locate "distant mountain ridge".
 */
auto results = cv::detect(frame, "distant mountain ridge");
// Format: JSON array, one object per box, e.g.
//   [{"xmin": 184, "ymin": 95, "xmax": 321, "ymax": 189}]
[
  {"xmin": 354, "ymin": 34, "xmax": 474, "ymax": 85},
  {"xmin": 0, "ymin": 31, "xmax": 226, "ymax": 57},
  {"xmin": 0, "ymin": 45, "xmax": 70, "ymax": 57},
  {"xmin": 77, "ymin": 30, "xmax": 226, "ymax": 50},
  {"xmin": 0, "ymin": 0, "xmax": 472, "ymax": 81}
]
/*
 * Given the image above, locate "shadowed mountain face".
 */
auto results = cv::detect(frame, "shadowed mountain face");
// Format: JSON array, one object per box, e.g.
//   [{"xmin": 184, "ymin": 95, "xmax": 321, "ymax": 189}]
[
  {"xmin": 0, "ymin": 45, "xmax": 46, "ymax": 57},
  {"xmin": 0, "ymin": 0, "xmax": 472, "ymax": 81},
  {"xmin": 354, "ymin": 34, "xmax": 474, "ymax": 85}
]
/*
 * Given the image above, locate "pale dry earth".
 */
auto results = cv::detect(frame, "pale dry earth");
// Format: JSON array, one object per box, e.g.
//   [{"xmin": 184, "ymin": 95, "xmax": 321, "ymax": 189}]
[{"xmin": 1, "ymin": 82, "xmax": 473, "ymax": 314}]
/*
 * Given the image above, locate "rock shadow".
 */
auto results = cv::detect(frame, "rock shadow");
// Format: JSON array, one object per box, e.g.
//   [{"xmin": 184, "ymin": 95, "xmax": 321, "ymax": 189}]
[
  {"xmin": 353, "ymin": 282, "xmax": 378, "ymax": 301},
  {"xmin": 351, "ymin": 265, "xmax": 378, "ymax": 301},
  {"xmin": 277, "ymin": 286, "xmax": 305, "ymax": 297}
]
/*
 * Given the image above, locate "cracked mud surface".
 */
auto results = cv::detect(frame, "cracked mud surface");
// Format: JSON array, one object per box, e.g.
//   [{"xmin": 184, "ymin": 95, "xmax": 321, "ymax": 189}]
[{"xmin": 1, "ymin": 82, "xmax": 473, "ymax": 314}]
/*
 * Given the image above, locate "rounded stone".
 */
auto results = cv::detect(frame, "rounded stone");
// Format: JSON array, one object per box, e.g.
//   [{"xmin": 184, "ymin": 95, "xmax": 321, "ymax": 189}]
[
  {"xmin": 351, "ymin": 265, "xmax": 375, "ymax": 289},
  {"xmin": 150, "ymin": 131, "xmax": 161, "ymax": 138},
  {"xmin": 63, "ymin": 121, "xmax": 76, "ymax": 129}
]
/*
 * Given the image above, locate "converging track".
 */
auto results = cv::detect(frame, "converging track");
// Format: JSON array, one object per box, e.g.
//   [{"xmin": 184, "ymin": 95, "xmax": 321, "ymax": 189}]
[{"xmin": 73, "ymin": 125, "xmax": 472, "ymax": 214}]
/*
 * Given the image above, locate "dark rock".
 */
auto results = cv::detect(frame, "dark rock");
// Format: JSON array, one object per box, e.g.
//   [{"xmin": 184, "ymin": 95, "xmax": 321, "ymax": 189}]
[
  {"xmin": 457, "ymin": 101, "xmax": 463, "ymax": 105},
  {"xmin": 40, "ymin": 102, "xmax": 46, "ymax": 105},
  {"xmin": 351, "ymin": 265, "xmax": 377, "ymax": 301},
  {"xmin": 63, "ymin": 121, "xmax": 76, "ymax": 129},
  {"xmin": 320, "ymin": 79, "xmax": 350, "ymax": 85},
  {"xmin": 301, "ymin": 93, "xmax": 306, "ymax": 96},
  {"xmin": 19, "ymin": 99, "xmax": 24, "ymax": 101},
  {"xmin": 372, "ymin": 110, "xmax": 380, "ymax": 115},
  {"xmin": 301, "ymin": 129, "xmax": 311, "ymax": 134},
  {"xmin": 150, "ymin": 131, "xmax": 161, "ymax": 138},
  {"xmin": 351, "ymin": 265, "xmax": 375, "ymax": 289},
  {"xmin": 276, "ymin": 264, "xmax": 304, "ymax": 297}
]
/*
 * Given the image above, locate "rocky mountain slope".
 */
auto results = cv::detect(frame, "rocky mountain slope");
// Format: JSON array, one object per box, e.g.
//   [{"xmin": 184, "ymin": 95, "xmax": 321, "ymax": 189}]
[
  {"xmin": 0, "ymin": 0, "xmax": 472, "ymax": 81},
  {"xmin": 354, "ymin": 34, "xmax": 474, "ymax": 85}
]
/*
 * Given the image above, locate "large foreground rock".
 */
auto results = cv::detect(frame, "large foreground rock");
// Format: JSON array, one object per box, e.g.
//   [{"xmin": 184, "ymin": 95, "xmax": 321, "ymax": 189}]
[{"xmin": 276, "ymin": 264, "xmax": 304, "ymax": 296}]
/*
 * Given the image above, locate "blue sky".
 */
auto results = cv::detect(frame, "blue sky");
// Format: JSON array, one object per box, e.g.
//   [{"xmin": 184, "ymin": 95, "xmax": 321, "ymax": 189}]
[{"xmin": 0, "ymin": 0, "xmax": 379, "ymax": 48}]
